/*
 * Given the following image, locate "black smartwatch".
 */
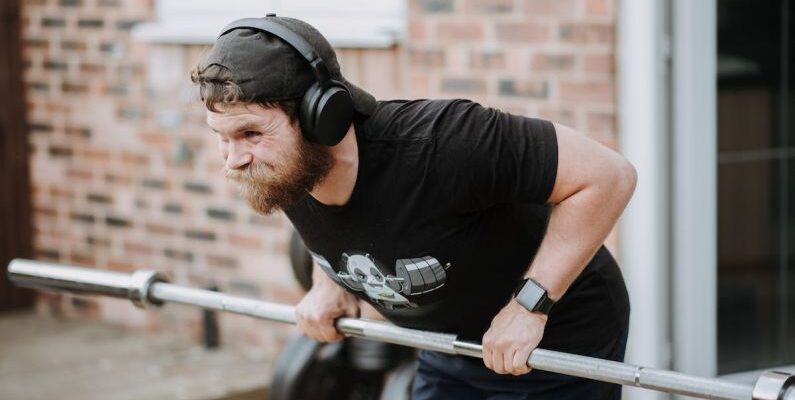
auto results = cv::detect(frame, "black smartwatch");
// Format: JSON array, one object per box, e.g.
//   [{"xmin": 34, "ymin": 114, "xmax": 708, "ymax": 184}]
[{"xmin": 513, "ymin": 278, "xmax": 555, "ymax": 315}]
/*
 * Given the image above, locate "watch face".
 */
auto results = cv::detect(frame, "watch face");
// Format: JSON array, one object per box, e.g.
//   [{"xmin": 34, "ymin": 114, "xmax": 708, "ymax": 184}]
[{"xmin": 516, "ymin": 281, "xmax": 545, "ymax": 311}]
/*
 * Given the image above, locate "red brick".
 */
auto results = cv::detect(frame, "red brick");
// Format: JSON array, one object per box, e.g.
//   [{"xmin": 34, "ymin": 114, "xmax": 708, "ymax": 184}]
[
  {"xmin": 470, "ymin": 49, "xmax": 506, "ymax": 69},
  {"xmin": 69, "ymin": 252, "xmax": 96, "ymax": 267},
  {"xmin": 35, "ymin": 206, "xmax": 58, "ymax": 218},
  {"xmin": 83, "ymin": 148, "xmax": 111, "ymax": 164},
  {"xmin": 104, "ymin": 172, "xmax": 133, "ymax": 185},
  {"xmin": 560, "ymin": 81, "xmax": 614, "ymax": 104},
  {"xmin": 410, "ymin": 48, "xmax": 445, "ymax": 68},
  {"xmin": 495, "ymin": 22, "xmax": 550, "ymax": 43},
  {"xmin": 409, "ymin": 21, "xmax": 427, "ymax": 41},
  {"xmin": 108, "ymin": 259, "xmax": 136, "ymax": 272},
  {"xmin": 440, "ymin": 78, "xmax": 487, "ymax": 95},
  {"xmin": 124, "ymin": 241, "xmax": 153, "ymax": 255},
  {"xmin": 207, "ymin": 254, "xmax": 237, "ymax": 269},
  {"xmin": 229, "ymin": 233, "xmax": 263, "ymax": 249},
  {"xmin": 531, "ymin": 52, "xmax": 577, "ymax": 72},
  {"xmin": 50, "ymin": 186, "xmax": 74, "ymax": 199},
  {"xmin": 584, "ymin": 52, "xmax": 614, "ymax": 75},
  {"xmin": 409, "ymin": 74, "xmax": 431, "ymax": 96},
  {"xmin": 585, "ymin": 0, "xmax": 613, "ymax": 17},
  {"xmin": 145, "ymin": 223, "xmax": 175, "ymax": 235},
  {"xmin": 249, "ymin": 213, "xmax": 284, "ymax": 227},
  {"xmin": 498, "ymin": 79, "xmax": 548, "ymax": 98},
  {"xmin": 65, "ymin": 167, "xmax": 93, "ymax": 181},
  {"xmin": 559, "ymin": 23, "xmax": 614, "ymax": 44},
  {"xmin": 270, "ymin": 286, "xmax": 304, "ymax": 305},
  {"xmin": 121, "ymin": 151, "xmax": 149, "ymax": 166},
  {"xmin": 437, "ymin": 21, "xmax": 486, "ymax": 42},
  {"xmin": 140, "ymin": 131, "xmax": 170, "ymax": 149},
  {"xmin": 586, "ymin": 111, "xmax": 615, "ymax": 130}
]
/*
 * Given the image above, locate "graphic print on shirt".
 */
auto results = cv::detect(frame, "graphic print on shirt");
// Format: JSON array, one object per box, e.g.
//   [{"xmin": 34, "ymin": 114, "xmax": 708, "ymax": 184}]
[{"xmin": 309, "ymin": 251, "xmax": 450, "ymax": 310}]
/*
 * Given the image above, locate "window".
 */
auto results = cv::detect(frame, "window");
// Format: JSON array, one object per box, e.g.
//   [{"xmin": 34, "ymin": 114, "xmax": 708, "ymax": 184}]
[
  {"xmin": 717, "ymin": 0, "xmax": 793, "ymax": 374},
  {"xmin": 132, "ymin": 0, "xmax": 406, "ymax": 48}
]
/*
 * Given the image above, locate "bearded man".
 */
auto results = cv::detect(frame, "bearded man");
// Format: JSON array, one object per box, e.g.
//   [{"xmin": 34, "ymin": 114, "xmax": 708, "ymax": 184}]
[{"xmin": 192, "ymin": 14, "xmax": 637, "ymax": 400}]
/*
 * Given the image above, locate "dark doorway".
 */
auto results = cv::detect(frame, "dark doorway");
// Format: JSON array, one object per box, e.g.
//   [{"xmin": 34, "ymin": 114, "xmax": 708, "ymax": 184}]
[
  {"xmin": 0, "ymin": 0, "xmax": 35, "ymax": 312},
  {"xmin": 717, "ymin": 0, "xmax": 793, "ymax": 373}
]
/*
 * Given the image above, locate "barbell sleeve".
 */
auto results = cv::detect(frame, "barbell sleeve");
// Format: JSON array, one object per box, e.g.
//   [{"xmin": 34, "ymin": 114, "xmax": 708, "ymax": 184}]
[
  {"xmin": 7, "ymin": 258, "xmax": 167, "ymax": 308},
  {"xmin": 7, "ymin": 259, "xmax": 793, "ymax": 400}
]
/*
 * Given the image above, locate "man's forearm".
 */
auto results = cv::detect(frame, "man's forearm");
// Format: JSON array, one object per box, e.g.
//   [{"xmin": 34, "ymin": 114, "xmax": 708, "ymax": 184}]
[
  {"xmin": 311, "ymin": 262, "xmax": 339, "ymax": 288},
  {"xmin": 525, "ymin": 169, "xmax": 636, "ymax": 301}
]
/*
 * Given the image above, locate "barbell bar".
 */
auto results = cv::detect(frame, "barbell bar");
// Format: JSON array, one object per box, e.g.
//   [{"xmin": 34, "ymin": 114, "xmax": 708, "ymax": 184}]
[{"xmin": 7, "ymin": 258, "xmax": 794, "ymax": 400}]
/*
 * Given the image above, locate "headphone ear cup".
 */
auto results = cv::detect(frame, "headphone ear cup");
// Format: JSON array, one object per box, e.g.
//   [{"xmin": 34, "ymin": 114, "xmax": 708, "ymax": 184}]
[
  {"xmin": 313, "ymin": 84, "xmax": 354, "ymax": 146},
  {"xmin": 300, "ymin": 83, "xmax": 324, "ymax": 143}
]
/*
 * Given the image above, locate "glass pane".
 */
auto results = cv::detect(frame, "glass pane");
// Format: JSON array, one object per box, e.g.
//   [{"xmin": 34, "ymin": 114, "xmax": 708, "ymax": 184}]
[
  {"xmin": 787, "ymin": 160, "xmax": 795, "ymax": 363},
  {"xmin": 717, "ymin": 0, "xmax": 792, "ymax": 374},
  {"xmin": 718, "ymin": 160, "xmax": 782, "ymax": 373},
  {"xmin": 717, "ymin": 0, "xmax": 782, "ymax": 153}
]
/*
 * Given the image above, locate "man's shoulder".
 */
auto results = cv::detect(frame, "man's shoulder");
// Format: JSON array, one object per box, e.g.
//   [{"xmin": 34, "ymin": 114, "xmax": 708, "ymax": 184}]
[{"xmin": 358, "ymin": 98, "xmax": 479, "ymax": 142}]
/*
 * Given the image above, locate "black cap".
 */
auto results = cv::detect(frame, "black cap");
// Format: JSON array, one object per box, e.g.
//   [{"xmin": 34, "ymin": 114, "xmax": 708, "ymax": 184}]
[{"xmin": 199, "ymin": 15, "xmax": 377, "ymax": 116}]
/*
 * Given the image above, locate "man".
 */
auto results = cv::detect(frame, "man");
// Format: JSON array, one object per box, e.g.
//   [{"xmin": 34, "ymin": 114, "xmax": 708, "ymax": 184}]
[{"xmin": 192, "ymin": 15, "xmax": 636, "ymax": 400}]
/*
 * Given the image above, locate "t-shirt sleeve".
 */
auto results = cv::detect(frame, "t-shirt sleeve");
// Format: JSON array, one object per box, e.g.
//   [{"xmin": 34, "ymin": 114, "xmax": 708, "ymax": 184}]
[{"xmin": 432, "ymin": 99, "xmax": 558, "ymax": 212}]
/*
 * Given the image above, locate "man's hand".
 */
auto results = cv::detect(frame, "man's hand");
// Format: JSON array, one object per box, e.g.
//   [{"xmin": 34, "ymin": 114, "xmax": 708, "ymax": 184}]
[
  {"xmin": 482, "ymin": 299, "xmax": 547, "ymax": 375},
  {"xmin": 295, "ymin": 279, "xmax": 359, "ymax": 342}
]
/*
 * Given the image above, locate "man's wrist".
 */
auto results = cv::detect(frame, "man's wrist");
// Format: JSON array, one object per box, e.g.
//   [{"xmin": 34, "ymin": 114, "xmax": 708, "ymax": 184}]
[{"xmin": 508, "ymin": 299, "xmax": 548, "ymax": 322}]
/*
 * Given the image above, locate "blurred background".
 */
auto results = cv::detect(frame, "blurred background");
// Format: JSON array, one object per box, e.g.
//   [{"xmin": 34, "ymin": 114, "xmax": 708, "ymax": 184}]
[{"xmin": 0, "ymin": 0, "xmax": 792, "ymax": 399}]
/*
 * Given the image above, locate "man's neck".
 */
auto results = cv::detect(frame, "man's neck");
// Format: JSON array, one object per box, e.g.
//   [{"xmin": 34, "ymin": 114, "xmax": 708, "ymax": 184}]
[{"xmin": 309, "ymin": 124, "xmax": 358, "ymax": 206}]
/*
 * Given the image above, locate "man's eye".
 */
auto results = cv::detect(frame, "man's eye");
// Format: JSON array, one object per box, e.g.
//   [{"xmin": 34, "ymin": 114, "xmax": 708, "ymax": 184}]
[{"xmin": 243, "ymin": 130, "xmax": 261, "ymax": 138}]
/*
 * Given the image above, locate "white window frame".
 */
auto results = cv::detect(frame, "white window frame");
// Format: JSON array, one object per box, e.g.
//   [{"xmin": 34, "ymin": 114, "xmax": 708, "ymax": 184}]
[
  {"xmin": 618, "ymin": 0, "xmax": 672, "ymax": 399},
  {"xmin": 131, "ymin": 0, "xmax": 406, "ymax": 48},
  {"xmin": 670, "ymin": 0, "xmax": 718, "ymax": 386}
]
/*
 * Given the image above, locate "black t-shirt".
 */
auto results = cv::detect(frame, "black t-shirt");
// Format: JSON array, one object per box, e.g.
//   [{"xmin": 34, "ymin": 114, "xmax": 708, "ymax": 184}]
[{"xmin": 285, "ymin": 99, "xmax": 630, "ymax": 354}]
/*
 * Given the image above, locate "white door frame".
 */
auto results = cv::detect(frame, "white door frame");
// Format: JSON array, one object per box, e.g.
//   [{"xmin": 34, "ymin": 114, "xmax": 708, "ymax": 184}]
[
  {"xmin": 617, "ymin": 0, "xmax": 672, "ymax": 398},
  {"xmin": 670, "ymin": 0, "xmax": 718, "ymax": 382}
]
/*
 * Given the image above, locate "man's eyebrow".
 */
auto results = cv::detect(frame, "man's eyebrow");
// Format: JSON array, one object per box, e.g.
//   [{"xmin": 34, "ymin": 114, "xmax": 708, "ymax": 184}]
[{"xmin": 207, "ymin": 121, "xmax": 261, "ymax": 134}]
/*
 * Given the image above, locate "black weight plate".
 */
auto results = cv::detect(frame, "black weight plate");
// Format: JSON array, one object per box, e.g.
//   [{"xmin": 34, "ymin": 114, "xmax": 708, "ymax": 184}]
[
  {"xmin": 271, "ymin": 335, "xmax": 346, "ymax": 400},
  {"xmin": 271, "ymin": 335, "xmax": 387, "ymax": 400}
]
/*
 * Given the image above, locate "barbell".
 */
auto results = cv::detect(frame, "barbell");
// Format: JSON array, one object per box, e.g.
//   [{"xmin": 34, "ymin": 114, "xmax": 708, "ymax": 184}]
[{"xmin": 6, "ymin": 258, "xmax": 794, "ymax": 400}]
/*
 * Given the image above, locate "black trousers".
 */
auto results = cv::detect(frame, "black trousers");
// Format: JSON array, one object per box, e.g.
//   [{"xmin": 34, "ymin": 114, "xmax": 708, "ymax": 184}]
[{"xmin": 411, "ymin": 323, "xmax": 629, "ymax": 400}]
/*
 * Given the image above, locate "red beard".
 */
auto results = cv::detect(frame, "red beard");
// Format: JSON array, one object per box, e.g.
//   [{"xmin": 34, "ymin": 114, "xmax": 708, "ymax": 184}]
[{"xmin": 224, "ymin": 139, "xmax": 334, "ymax": 215}]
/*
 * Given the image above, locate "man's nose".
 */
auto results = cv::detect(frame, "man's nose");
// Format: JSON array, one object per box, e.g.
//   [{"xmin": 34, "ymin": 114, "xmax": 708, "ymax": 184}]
[{"xmin": 225, "ymin": 142, "xmax": 253, "ymax": 170}]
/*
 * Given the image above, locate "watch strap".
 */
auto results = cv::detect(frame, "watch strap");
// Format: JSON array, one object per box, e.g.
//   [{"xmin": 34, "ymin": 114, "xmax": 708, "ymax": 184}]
[{"xmin": 535, "ymin": 293, "xmax": 555, "ymax": 314}]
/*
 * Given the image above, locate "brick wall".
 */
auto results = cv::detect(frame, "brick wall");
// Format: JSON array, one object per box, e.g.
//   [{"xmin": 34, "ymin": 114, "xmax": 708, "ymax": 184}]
[
  {"xmin": 407, "ymin": 0, "xmax": 617, "ymax": 147},
  {"xmin": 20, "ymin": 0, "xmax": 618, "ymax": 357}
]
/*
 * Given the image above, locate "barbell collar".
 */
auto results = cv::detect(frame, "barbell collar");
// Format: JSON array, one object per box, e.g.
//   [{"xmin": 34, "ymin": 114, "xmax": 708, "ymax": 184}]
[{"xmin": 753, "ymin": 371, "xmax": 795, "ymax": 400}]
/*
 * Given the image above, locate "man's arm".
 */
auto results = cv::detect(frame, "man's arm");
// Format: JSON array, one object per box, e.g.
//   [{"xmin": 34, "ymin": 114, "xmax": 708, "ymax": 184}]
[
  {"xmin": 482, "ymin": 122, "xmax": 637, "ymax": 375},
  {"xmin": 527, "ymin": 122, "xmax": 637, "ymax": 299}
]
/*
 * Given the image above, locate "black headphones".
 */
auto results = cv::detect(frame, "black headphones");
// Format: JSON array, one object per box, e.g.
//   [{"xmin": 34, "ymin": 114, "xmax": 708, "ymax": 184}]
[{"xmin": 219, "ymin": 16, "xmax": 354, "ymax": 146}]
